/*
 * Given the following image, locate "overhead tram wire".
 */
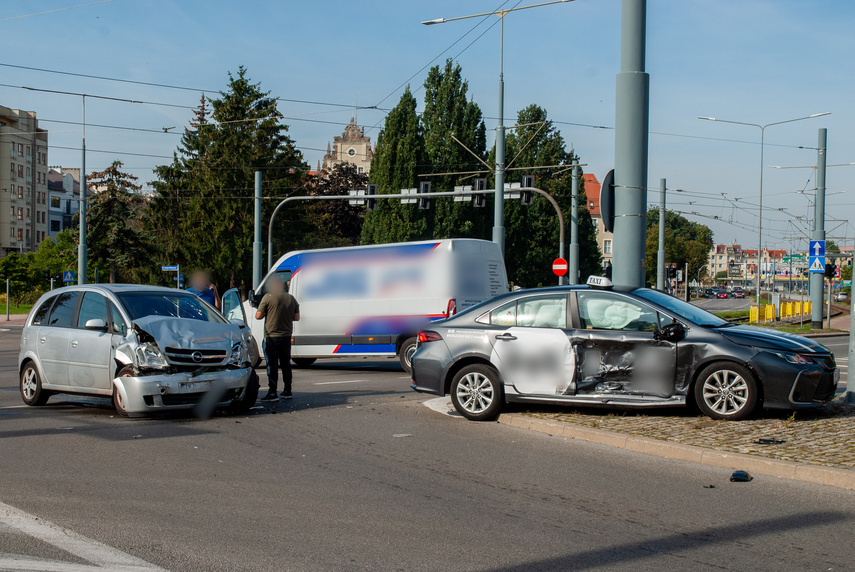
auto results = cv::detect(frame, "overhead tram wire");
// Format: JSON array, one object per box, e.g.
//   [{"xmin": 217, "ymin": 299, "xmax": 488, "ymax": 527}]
[{"xmin": 0, "ymin": 63, "xmax": 390, "ymax": 112}]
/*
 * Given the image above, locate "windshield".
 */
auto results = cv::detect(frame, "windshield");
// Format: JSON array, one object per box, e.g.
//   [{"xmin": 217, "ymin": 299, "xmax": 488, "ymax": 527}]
[
  {"xmin": 632, "ymin": 288, "xmax": 729, "ymax": 328},
  {"xmin": 116, "ymin": 292, "xmax": 226, "ymax": 323}
]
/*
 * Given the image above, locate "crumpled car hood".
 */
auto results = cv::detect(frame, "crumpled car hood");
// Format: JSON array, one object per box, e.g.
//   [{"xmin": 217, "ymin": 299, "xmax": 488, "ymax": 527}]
[{"xmin": 132, "ymin": 315, "xmax": 241, "ymax": 350}]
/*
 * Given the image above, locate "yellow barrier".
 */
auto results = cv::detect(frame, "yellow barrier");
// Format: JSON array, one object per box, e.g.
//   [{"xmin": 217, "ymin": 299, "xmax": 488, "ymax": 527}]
[
  {"xmin": 750, "ymin": 306, "xmax": 759, "ymax": 322},
  {"xmin": 806, "ymin": 301, "xmax": 812, "ymax": 314},
  {"xmin": 764, "ymin": 305, "xmax": 775, "ymax": 322}
]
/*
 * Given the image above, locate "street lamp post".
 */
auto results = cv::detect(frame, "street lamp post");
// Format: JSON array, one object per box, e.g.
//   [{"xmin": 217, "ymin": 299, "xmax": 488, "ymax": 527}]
[
  {"xmin": 698, "ymin": 112, "xmax": 829, "ymax": 305},
  {"xmin": 422, "ymin": 0, "xmax": 574, "ymax": 255}
]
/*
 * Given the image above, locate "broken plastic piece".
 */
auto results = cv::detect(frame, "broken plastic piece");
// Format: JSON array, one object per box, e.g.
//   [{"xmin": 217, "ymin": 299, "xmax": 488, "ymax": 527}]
[
  {"xmin": 703, "ymin": 485, "xmax": 715, "ymax": 489},
  {"xmin": 730, "ymin": 470, "xmax": 753, "ymax": 482},
  {"xmin": 753, "ymin": 438, "xmax": 785, "ymax": 445}
]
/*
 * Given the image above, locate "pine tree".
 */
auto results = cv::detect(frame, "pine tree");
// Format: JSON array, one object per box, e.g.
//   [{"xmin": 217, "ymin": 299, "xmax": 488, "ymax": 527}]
[
  {"xmin": 149, "ymin": 67, "xmax": 306, "ymax": 292},
  {"xmin": 421, "ymin": 60, "xmax": 489, "ymax": 238},
  {"xmin": 85, "ymin": 161, "xmax": 149, "ymax": 283},
  {"xmin": 360, "ymin": 87, "xmax": 428, "ymax": 244}
]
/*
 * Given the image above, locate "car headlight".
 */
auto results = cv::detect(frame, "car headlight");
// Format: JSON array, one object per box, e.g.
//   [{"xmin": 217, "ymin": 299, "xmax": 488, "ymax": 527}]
[
  {"xmin": 773, "ymin": 352, "xmax": 814, "ymax": 365},
  {"xmin": 135, "ymin": 342, "xmax": 168, "ymax": 369},
  {"xmin": 228, "ymin": 342, "xmax": 248, "ymax": 367}
]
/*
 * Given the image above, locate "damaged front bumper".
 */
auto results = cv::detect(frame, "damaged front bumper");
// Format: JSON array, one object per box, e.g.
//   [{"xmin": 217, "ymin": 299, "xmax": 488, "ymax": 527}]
[{"xmin": 114, "ymin": 367, "xmax": 252, "ymax": 416}]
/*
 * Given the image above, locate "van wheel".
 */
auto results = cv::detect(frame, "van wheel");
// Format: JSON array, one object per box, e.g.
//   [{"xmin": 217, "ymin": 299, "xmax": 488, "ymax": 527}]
[
  {"xmin": 694, "ymin": 362, "xmax": 758, "ymax": 421},
  {"xmin": 450, "ymin": 364, "xmax": 504, "ymax": 421},
  {"xmin": 113, "ymin": 365, "xmax": 135, "ymax": 417},
  {"xmin": 399, "ymin": 337, "xmax": 418, "ymax": 374},
  {"xmin": 292, "ymin": 358, "xmax": 316, "ymax": 368},
  {"xmin": 20, "ymin": 362, "xmax": 50, "ymax": 406}
]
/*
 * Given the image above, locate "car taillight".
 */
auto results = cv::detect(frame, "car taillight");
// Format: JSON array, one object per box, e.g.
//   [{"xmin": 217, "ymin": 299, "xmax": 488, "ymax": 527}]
[
  {"xmin": 418, "ymin": 331, "xmax": 442, "ymax": 344},
  {"xmin": 446, "ymin": 298, "xmax": 457, "ymax": 317}
]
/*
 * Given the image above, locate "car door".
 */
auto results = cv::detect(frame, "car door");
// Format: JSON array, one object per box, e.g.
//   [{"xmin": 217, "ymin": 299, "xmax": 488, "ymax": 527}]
[
  {"xmin": 37, "ymin": 291, "xmax": 79, "ymax": 386},
  {"xmin": 487, "ymin": 294, "xmax": 576, "ymax": 396},
  {"xmin": 221, "ymin": 288, "xmax": 246, "ymax": 323},
  {"xmin": 571, "ymin": 291, "xmax": 677, "ymax": 398},
  {"xmin": 67, "ymin": 291, "xmax": 113, "ymax": 391}
]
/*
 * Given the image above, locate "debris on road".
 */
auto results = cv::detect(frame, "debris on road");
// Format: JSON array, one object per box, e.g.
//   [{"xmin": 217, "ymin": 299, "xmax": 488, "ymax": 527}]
[{"xmin": 730, "ymin": 470, "xmax": 753, "ymax": 482}]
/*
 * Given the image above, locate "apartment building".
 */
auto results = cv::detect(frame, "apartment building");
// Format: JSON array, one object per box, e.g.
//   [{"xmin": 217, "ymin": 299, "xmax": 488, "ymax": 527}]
[
  {"xmin": 47, "ymin": 167, "xmax": 81, "ymax": 238},
  {"xmin": 0, "ymin": 106, "xmax": 49, "ymax": 256}
]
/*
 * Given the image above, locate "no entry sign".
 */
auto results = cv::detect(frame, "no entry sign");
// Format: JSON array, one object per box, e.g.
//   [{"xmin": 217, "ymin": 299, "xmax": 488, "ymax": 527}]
[{"xmin": 552, "ymin": 258, "xmax": 568, "ymax": 276}]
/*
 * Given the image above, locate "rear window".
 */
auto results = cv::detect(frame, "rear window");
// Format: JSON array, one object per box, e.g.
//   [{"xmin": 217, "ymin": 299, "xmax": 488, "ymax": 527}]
[
  {"xmin": 47, "ymin": 292, "xmax": 79, "ymax": 328},
  {"xmin": 31, "ymin": 295, "xmax": 58, "ymax": 325}
]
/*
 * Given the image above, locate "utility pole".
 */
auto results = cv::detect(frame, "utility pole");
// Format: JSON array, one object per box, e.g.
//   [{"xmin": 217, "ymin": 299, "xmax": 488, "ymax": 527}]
[
  {"xmin": 848, "ymin": 285, "xmax": 855, "ymax": 403},
  {"xmin": 78, "ymin": 95, "xmax": 87, "ymax": 285},
  {"xmin": 493, "ymin": 14, "xmax": 506, "ymax": 255},
  {"xmin": 253, "ymin": 171, "xmax": 263, "ymax": 290},
  {"xmin": 811, "ymin": 128, "xmax": 827, "ymax": 329},
  {"xmin": 612, "ymin": 0, "xmax": 649, "ymax": 289},
  {"xmin": 656, "ymin": 178, "xmax": 665, "ymax": 290},
  {"xmin": 568, "ymin": 161, "xmax": 579, "ymax": 285}
]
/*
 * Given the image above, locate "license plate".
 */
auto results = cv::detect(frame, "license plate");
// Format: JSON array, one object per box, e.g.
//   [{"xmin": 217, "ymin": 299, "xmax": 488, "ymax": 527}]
[{"xmin": 180, "ymin": 380, "xmax": 212, "ymax": 393}]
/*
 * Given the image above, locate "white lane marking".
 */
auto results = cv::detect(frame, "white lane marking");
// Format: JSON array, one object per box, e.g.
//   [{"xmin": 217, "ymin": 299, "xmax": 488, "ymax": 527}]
[
  {"xmin": 314, "ymin": 379, "xmax": 368, "ymax": 385},
  {"xmin": 0, "ymin": 500, "xmax": 166, "ymax": 571},
  {"xmin": 422, "ymin": 396, "xmax": 462, "ymax": 419},
  {"xmin": 398, "ymin": 376, "xmax": 412, "ymax": 380},
  {"xmin": 0, "ymin": 405, "xmax": 29, "ymax": 410}
]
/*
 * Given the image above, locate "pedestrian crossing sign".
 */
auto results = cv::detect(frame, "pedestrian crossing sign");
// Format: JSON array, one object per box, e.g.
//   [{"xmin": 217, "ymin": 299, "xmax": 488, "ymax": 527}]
[
  {"xmin": 62, "ymin": 270, "xmax": 75, "ymax": 283},
  {"xmin": 808, "ymin": 256, "xmax": 825, "ymax": 273}
]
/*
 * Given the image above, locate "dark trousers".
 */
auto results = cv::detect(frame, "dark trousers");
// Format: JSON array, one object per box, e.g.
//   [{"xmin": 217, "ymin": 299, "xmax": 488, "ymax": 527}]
[{"xmin": 263, "ymin": 336, "xmax": 292, "ymax": 393}]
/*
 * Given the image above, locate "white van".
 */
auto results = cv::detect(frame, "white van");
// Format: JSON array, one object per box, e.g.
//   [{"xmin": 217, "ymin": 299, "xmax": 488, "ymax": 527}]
[{"xmin": 222, "ymin": 239, "xmax": 508, "ymax": 372}]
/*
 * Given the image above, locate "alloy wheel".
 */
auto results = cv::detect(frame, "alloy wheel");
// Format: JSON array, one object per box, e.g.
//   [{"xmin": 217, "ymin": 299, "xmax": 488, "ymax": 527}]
[
  {"xmin": 701, "ymin": 369, "xmax": 749, "ymax": 416},
  {"xmin": 456, "ymin": 372, "xmax": 494, "ymax": 414}
]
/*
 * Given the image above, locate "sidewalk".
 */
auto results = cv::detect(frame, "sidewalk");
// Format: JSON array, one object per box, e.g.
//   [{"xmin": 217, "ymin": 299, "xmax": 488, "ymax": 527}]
[{"xmin": 498, "ymin": 401, "xmax": 855, "ymax": 490}]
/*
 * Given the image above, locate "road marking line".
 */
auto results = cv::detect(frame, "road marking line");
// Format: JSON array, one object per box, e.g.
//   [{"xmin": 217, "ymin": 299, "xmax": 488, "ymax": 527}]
[
  {"xmin": 0, "ymin": 405, "xmax": 29, "ymax": 409},
  {"xmin": 314, "ymin": 379, "xmax": 368, "ymax": 385},
  {"xmin": 0, "ymin": 500, "xmax": 166, "ymax": 571}
]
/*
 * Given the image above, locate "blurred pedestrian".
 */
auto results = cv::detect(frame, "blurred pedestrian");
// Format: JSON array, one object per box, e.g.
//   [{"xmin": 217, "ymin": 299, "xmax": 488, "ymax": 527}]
[
  {"xmin": 255, "ymin": 275, "xmax": 300, "ymax": 401},
  {"xmin": 187, "ymin": 271, "xmax": 220, "ymax": 310}
]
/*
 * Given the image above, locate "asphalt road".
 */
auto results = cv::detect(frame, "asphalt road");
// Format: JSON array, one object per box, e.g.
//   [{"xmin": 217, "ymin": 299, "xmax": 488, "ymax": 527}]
[{"xmin": 1, "ymin": 325, "xmax": 854, "ymax": 571}]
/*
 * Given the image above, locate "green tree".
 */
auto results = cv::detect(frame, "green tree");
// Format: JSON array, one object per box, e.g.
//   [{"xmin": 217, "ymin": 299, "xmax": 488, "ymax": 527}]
[
  {"xmin": 361, "ymin": 86, "xmax": 428, "ymax": 243},
  {"xmin": 492, "ymin": 104, "xmax": 601, "ymax": 287},
  {"xmin": 421, "ymin": 60, "xmax": 489, "ymax": 239},
  {"xmin": 149, "ymin": 67, "xmax": 306, "ymax": 292},
  {"xmin": 645, "ymin": 209, "xmax": 714, "ymax": 287},
  {"xmin": 288, "ymin": 163, "xmax": 367, "ymax": 250},
  {"xmin": 86, "ymin": 161, "xmax": 150, "ymax": 283},
  {"xmin": 826, "ymin": 239, "xmax": 840, "ymax": 253}
]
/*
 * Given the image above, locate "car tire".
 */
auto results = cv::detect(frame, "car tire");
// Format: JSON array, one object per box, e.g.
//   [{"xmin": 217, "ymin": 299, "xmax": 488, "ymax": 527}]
[
  {"xmin": 450, "ymin": 363, "xmax": 504, "ymax": 421},
  {"xmin": 398, "ymin": 337, "xmax": 418, "ymax": 374},
  {"xmin": 20, "ymin": 362, "xmax": 49, "ymax": 406},
  {"xmin": 113, "ymin": 365, "xmax": 135, "ymax": 417},
  {"xmin": 694, "ymin": 362, "xmax": 758, "ymax": 421},
  {"xmin": 292, "ymin": 358, "xmax": 317, "ymax": 368},
  {"xmin": 230, "ymin": 369, "xmax": 260, "ymax": 413}
]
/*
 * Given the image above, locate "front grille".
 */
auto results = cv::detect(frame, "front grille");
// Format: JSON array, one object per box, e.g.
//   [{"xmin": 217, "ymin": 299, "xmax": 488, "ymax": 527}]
[
  {"xmin": 164, "ymin": 347, "xmax": 227, "ymax": 365},
  {"xmin": 812, "ymin": 371, "xmax": 837, "ymax": 402}
]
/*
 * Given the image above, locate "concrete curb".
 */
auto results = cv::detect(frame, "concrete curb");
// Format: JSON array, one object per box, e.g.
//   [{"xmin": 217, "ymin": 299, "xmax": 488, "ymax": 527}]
[
  {"xmin": 802, "ymin": 331, "xmax": 848, "ymax": 339},
  {"xmin": 497, "ymin": 413, "xmax": 855, "ymax": 491}
]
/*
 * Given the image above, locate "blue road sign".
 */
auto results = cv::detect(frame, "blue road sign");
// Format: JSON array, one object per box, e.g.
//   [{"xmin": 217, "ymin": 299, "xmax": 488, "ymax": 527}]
[
  {"xmin": 162, "ymin": 265, "xmax": 179, "ymax": 271},
  {"xmin": 809, "ymin": 240, "xmax": 825, "ymax": 257},
  {"xmin": 808, "ymin": 256, "xmax": 825, "ymax": 273},
  {"xmin": 62, "ymin": 270, "xmax": 75, "ymax": 283}
]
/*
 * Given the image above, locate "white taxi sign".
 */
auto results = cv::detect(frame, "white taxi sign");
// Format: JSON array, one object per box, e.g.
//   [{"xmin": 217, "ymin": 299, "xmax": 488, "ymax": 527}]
[{"xmin": 586, "ymin": 276, "xmax": 614, "ymax": 289}]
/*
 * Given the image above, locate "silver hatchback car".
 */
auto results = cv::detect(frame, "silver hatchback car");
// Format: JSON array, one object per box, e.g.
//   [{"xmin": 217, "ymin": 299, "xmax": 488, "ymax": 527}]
[{"xmin": 19, "ymin": 284, "xmax": 258, "ymax": 416}]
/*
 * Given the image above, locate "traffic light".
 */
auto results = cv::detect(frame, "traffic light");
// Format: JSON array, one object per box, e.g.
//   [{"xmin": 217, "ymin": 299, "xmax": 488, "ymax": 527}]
[
  {"xmin": 472, "ymin": 178, "xmax": 487, "ymax": 208},
  {"xmin": 520, "ymin": 175, "xmax": 534, "ymax": 206},
  {"xmin": 418, "ymin": 181, "xmax": 431, "ymax": 210},
  {"xmin": 366, "ymin": 184, "xmax": 377, "ymax": 211},
  {"xmin": 825, "ymin": 263, "xmax": 836, "ymax": 278}
]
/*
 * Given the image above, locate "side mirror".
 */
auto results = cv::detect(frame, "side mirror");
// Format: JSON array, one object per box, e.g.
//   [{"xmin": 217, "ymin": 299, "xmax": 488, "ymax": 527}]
[
  {"xmin": 247, "ymin": 290, "xmax": 258, "ymax": 308},
  {"xmin": 229, "ymin": 318, "xmax": 247, "ymax": 328},
  {"xmin": 654, "ymin": 322, "xmax": 685, "ymax": 342},
  {"xmin": 84, "ymin": 318, "xmax": 107, "ymax": 331}
]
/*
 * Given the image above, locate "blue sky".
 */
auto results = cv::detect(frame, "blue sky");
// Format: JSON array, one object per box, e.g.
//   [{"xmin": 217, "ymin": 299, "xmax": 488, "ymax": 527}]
[{"xmin": 3, "ymin": 0, "xmax": 854, "ymax": 252}]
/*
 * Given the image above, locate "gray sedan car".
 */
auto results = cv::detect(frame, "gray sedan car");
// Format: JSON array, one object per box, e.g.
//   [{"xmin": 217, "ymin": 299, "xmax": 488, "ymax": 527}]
[
  {"xmin": 411, "ymin": 277, "xmax": 838, "ymax": 421},
  {"xmin": 19, "ymin": 284, "xmax": 258, "ymax": 417}
]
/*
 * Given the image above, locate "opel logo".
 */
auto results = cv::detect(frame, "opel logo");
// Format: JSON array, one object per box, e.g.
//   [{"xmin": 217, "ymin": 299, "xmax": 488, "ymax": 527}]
[{"xmin": 191, "ymin": 351, "xmax": 203, "ymax": 363}]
